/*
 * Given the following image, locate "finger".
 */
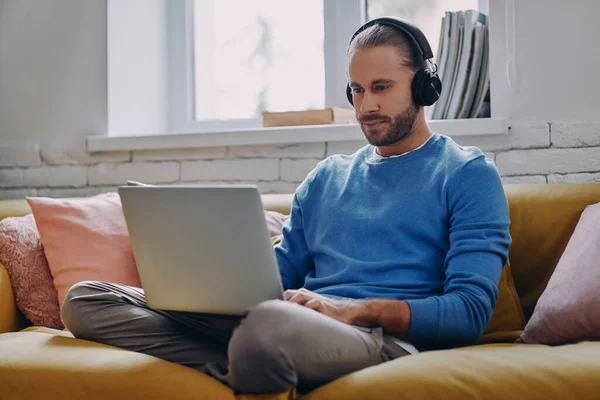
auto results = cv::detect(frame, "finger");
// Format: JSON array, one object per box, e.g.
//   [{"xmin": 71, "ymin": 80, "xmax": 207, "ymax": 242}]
[
  {"xmin": 287, "ymin": 293, "xmax": 312, "ymax": 305},
  {"xmin": 284, "ymin": 290, "xmax": 296, "ymax": 301},
  {"xmin": 304, "ymin": 299, "xmax": 323, "ymax": 312}
]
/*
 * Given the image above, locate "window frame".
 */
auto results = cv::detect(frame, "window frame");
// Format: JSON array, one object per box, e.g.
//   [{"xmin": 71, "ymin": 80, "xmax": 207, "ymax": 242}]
[{"xmin": 100, "ymin": 0, "xmax": 509, "ymax": 148}]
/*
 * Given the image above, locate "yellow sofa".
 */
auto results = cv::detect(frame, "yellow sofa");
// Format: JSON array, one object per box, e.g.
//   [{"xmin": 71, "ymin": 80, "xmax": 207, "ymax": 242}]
[{"xmin": 1, "ymin": 184, "xmax": 600, "ymax": 399}]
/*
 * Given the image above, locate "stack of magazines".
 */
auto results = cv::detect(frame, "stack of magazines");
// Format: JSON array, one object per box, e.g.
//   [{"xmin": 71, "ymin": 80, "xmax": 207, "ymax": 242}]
[{"xmin": 428, "ymin": 9, "xmax": 490, "ymax": 120}]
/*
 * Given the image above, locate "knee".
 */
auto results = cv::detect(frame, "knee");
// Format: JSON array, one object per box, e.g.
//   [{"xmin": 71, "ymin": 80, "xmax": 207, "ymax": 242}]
[
  {"xmin": 60, "ymin": 281, "xmax": 107, "ymax": 339},
  {"xmin": 227, "ymin": 300, "xmax": 298, "ymax": 393}
]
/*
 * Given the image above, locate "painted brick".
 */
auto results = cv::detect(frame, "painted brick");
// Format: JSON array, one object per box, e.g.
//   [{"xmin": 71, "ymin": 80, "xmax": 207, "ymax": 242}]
[
  {"xmin": 0, "ymin": 144, "xmax": 41, "ymax": 167},
  {"xmin": 280, "ymin": 159, "xmax": 321, "ymax": 182},
  {"xmin": 181, "ymin": 159, "xmax": 279, "ymax": 181},
  {"xmin": 0, "ymin": 188, "xmax": 37, "ymax": 200},
  {"xmin": 502, "ymin": 175, "xmax": 547, "ymax": 184},
  {"xmin": 548, "ymin": 172, "xmax": 600, "ymax": 184},
  {"xmin": 255, "ymin": 181, "xmax": 300, "ymax": 194},
  {"xmin": 41, "ymin": 140, "xmax": 130, "ymax": 165},
  {"xmin": 454, "ymin": 121, "xmax": 550, "ymax": 151},
  {"xmin": 88, "ymin": 162, "xmax": 180, "ymax": 186},
  {"xmin": 551, "ymin": 121, "xmax": 600, "ymax": 148},
  {"xmin": 496, "ymin": 147, "xmax": 600, "ymax": 176},
  {"xmin": 228, "ymin": 143, "xmax": 325, "ymax": 159},
  {"xmin": 0, "ymin": 169, "xmax": 24, "ymax": 188},
  {"xmin": 181, "ymin": 180, "xmax": 300, "ymax": 195},
  {"xmin": 132, "ymin": 147, "xmax": 227, "ymax": 161},
  {"xmin": 0, "ymin": 166, "xmax": 87, "ymax": 188},
  {"xmin": 326, "ymin": 141, "xmax": 367, "ymax": 156},
  {"xmin": 484, "ymin": 152, "xmax": 495, "ymax": 163},
  {"xmin": 25, "ymin": 166, "xmax": 87, "ymax": 188},
  {"xmin": 36, "ymin": 186, "xmax": 119, "ymax": 198}
]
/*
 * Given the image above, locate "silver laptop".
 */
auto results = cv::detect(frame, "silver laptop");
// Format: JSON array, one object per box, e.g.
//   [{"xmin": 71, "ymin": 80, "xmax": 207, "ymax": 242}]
[{"xmin": 118, "ymin": 185, "xmax": 285, "ymax": 315}]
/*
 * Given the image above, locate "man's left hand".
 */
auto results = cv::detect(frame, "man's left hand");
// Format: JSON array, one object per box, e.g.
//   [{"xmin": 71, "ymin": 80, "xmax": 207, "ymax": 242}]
[{"xmin": 284, "ymin": 288, "xmax": 362, "ymax": 325}]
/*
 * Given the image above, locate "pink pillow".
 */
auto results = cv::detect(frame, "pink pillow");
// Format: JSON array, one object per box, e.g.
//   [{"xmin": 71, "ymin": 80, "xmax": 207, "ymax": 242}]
[
  {"xmin": 26, "ymin": 193, "xmax": 142, "ymax": 308},
  {"xmin": 0, "ymin": 214, "xmax": 63, "ymax": 329},
  {"xmin": 519, "ymin": 201, "xmax": 600, "ymax": 345}
]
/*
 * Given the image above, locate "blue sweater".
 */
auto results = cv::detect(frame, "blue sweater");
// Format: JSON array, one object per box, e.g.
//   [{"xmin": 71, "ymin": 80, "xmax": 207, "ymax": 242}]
[{"xmin": 274, "ymin": 133, "xmax": 512, "ymax": 349}]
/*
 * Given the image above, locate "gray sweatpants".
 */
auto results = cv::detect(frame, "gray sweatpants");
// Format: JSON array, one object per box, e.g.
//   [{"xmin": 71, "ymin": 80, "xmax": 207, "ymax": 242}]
[{"xmin": 61, "ymin": 281, "xmax": 409, "ymax": 394}]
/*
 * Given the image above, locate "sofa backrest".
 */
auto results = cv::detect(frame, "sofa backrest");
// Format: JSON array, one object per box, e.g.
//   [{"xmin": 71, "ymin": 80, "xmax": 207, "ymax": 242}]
[
  {"xmin": 504, "ymin": 184, "xmax": 600, "ymax": 321},
  {"xmin": 0, "ymin": 200, "xmax": 31, "ymax": 221},
  {"xmin": 2, "ymin": 184, "xmax": 599, "ymax": 322}
]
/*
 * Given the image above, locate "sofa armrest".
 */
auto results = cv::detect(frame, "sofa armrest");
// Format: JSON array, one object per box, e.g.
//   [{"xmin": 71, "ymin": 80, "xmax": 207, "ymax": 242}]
[{"xmin": 0, "ymin": 261, "xmax": 21, "ymax": 333}]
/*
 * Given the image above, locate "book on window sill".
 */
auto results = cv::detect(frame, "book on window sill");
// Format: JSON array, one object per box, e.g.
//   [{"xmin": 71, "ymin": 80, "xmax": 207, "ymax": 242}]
[
  {"xmin": 262, "ymin": 107, "xmax": 357, "ymax": 127},
  {"xmin": 430, "ymin": 9, "xmax": 490, "ymax": 120}
]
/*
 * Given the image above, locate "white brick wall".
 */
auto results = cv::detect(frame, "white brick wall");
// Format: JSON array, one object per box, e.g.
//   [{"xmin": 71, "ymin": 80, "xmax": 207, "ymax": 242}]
[
  {"xmin": 36, "ymin": 186, "xmax": 118, "ymax": 198},
  {"xmin": 552, "ymin": 122, "xmax": 600, "ymax": 148},
  {"xmin": 88, "ymin": 162, "xmax": 180, "ymax": 186},
  {"xmin": 326, "ymin": 140, "xmax": 367, "ymax": 156},
  {"xmin": 280, "ymin": 159, "xmax": 321, "ymax": 182},
  {"xmin": 502, "ymin": 175, "xmax": 547, "ymax": 184},
  {"xmin": 548, "ymin": 172, "xmax": 600, "ymax": 184},
  {"xmin": 228, "ymin": 143, "xmax": 325, "ymax": 159},
  {"xmin": 454, "ymin": 121, "xmax": 551, "ymax": 151},
  {"xmin": 132, "ymin": 147, "xmax": 227, "ymax": 161},
  {"xmin": 496, "ymin": 147, "xmax": 600, "ymax": 176},
  {"xmin": 1, "ymin": 120, "xmax": 599, "ymax": 201},
  {"xmin": 0, "ymin": 144, "xmax": 41, "ymax": 167},
  {"xmin": 41, "ymin": 140, "xmax": 130, "ymax": 165},
  {"xmin": 0, "ymin": 166, "xmax": 87, "ymax": 187},
  {"xmin": 181, "ymin": 159, "xmax": 279, "ymax": 181},
  {"xmin": 0, "ymin": 188, "xmax": 38, "ymax": 201}
]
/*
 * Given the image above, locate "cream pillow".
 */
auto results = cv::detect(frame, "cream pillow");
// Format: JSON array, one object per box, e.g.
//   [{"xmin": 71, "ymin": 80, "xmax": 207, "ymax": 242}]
[{"xmin": 519, "ymin": 202, "xmax": 600, "ymax": 345}]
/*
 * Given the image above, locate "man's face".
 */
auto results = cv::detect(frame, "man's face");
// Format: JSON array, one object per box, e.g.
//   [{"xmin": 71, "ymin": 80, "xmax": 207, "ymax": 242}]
[{"xmin": 348, "ymin": 45, "xmax": 419, "ymax": 147}]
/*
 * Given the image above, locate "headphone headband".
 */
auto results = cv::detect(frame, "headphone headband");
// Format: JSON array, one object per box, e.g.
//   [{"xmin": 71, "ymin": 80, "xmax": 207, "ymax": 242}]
[{"xmin": 349, "ymin": 16, "xmax": 434, "ymax": 62}]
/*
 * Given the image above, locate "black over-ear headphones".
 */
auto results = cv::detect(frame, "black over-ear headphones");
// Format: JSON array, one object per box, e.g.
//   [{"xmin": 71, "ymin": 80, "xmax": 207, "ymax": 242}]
[{"xmin": 346, "ymin": 16, "xmax": 442, "ymax": 107}]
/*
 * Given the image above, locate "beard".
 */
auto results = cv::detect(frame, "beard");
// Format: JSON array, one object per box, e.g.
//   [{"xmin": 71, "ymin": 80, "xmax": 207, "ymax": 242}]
[{"xmin": 359, "ymin": 102, "xmax": 419, "ymax": 147}]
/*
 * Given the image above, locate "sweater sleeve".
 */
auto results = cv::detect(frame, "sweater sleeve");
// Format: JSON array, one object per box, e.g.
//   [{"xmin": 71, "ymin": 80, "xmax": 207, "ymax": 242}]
[
  {"xmin": 273, "ymin": 165, "xmax": 321, "ymax": 290},
  {"xmin": 405, "ymin": 156, "xmax": 512, "ymax": 346}
]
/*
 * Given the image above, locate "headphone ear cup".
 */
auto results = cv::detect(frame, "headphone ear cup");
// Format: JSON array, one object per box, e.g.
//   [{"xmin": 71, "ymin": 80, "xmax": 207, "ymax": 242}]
[
  {"xmin": 411, "ymin": 69, "xmax": 428, "ymax": 106},
  {"xmin": 412, "ymin": 70, "xmax": 442, "ymax": 107},
  {"xmin": 346, "ymin": 84, "xmax": 354, "ymax": 106},
  {"xmin": 422, "ymin": 73, "xmax": 442, "ymax": 106}
]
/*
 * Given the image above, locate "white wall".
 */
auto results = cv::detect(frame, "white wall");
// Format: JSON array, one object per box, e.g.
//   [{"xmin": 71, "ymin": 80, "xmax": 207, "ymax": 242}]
[
  {"xmin": 0, "ymin": 0, "xmax": 107, "ymax": 143},
  {"xmin": 510, "ymin": 0, "xmax": 600, "ymax": 120},
  {"xmin": 107, "ymin": 0, "xmax": 170, "ymax": 136}
]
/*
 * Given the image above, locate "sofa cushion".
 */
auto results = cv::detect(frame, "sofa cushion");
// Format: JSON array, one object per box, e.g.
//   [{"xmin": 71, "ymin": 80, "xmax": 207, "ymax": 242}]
[
  {"xmin": 484, "ymin": 260, "xmax": 525, "ymax": 334},
  {"xmin": 303, "ymin": 341, "xmax": 600, "ymax": 400},
  {"xmin": 27, "ymin": 193, "xmax": 142, "ymax": 308},
  {"xmin": 519, "ymin": 201, "xmax": 600, "ymax": 345},
  {"xmin": 0, "ymin": 262, "xmax": 21, "ymax": 333},
  {"xmin": 0, "ymin": 199, "xmax": 31, "ymax": 221},
  {"xmin": 0, "ymin": 214, "xmax": 63, "ymax": 329},
  {"xmin": 0, "ymin": 329, "xmax": 236, "ymax": 400}
]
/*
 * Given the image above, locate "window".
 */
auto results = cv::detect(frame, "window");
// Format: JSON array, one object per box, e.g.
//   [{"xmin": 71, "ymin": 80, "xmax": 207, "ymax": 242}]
[
  {"xmin": 192, "ymin": 0, "xmax": 325, "ymax": 123},
  {"xmin": 178, "ymin": 0, "xmax": 490, "ymax": 134},
  {"xmin": 104, "ymin": 0, "xmax": 509, "ymax": 144}
]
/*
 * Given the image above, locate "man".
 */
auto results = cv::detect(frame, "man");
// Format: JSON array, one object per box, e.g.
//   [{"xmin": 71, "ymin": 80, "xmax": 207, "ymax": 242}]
[{"xmin": 61, "ymin": 17, "xmax": 511, "ymax": 395}]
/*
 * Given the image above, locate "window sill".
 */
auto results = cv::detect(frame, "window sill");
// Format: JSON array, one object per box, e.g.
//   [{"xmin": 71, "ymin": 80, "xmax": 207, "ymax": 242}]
[{"xmin": 87, "ymin": 118, "xmax": 509, "ymax": 152}]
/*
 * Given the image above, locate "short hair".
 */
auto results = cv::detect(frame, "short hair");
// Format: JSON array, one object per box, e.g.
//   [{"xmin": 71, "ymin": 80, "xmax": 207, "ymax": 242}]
[{"xmin": 347, "ymin": 24, "xmax": 423, "ymax": 72}]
